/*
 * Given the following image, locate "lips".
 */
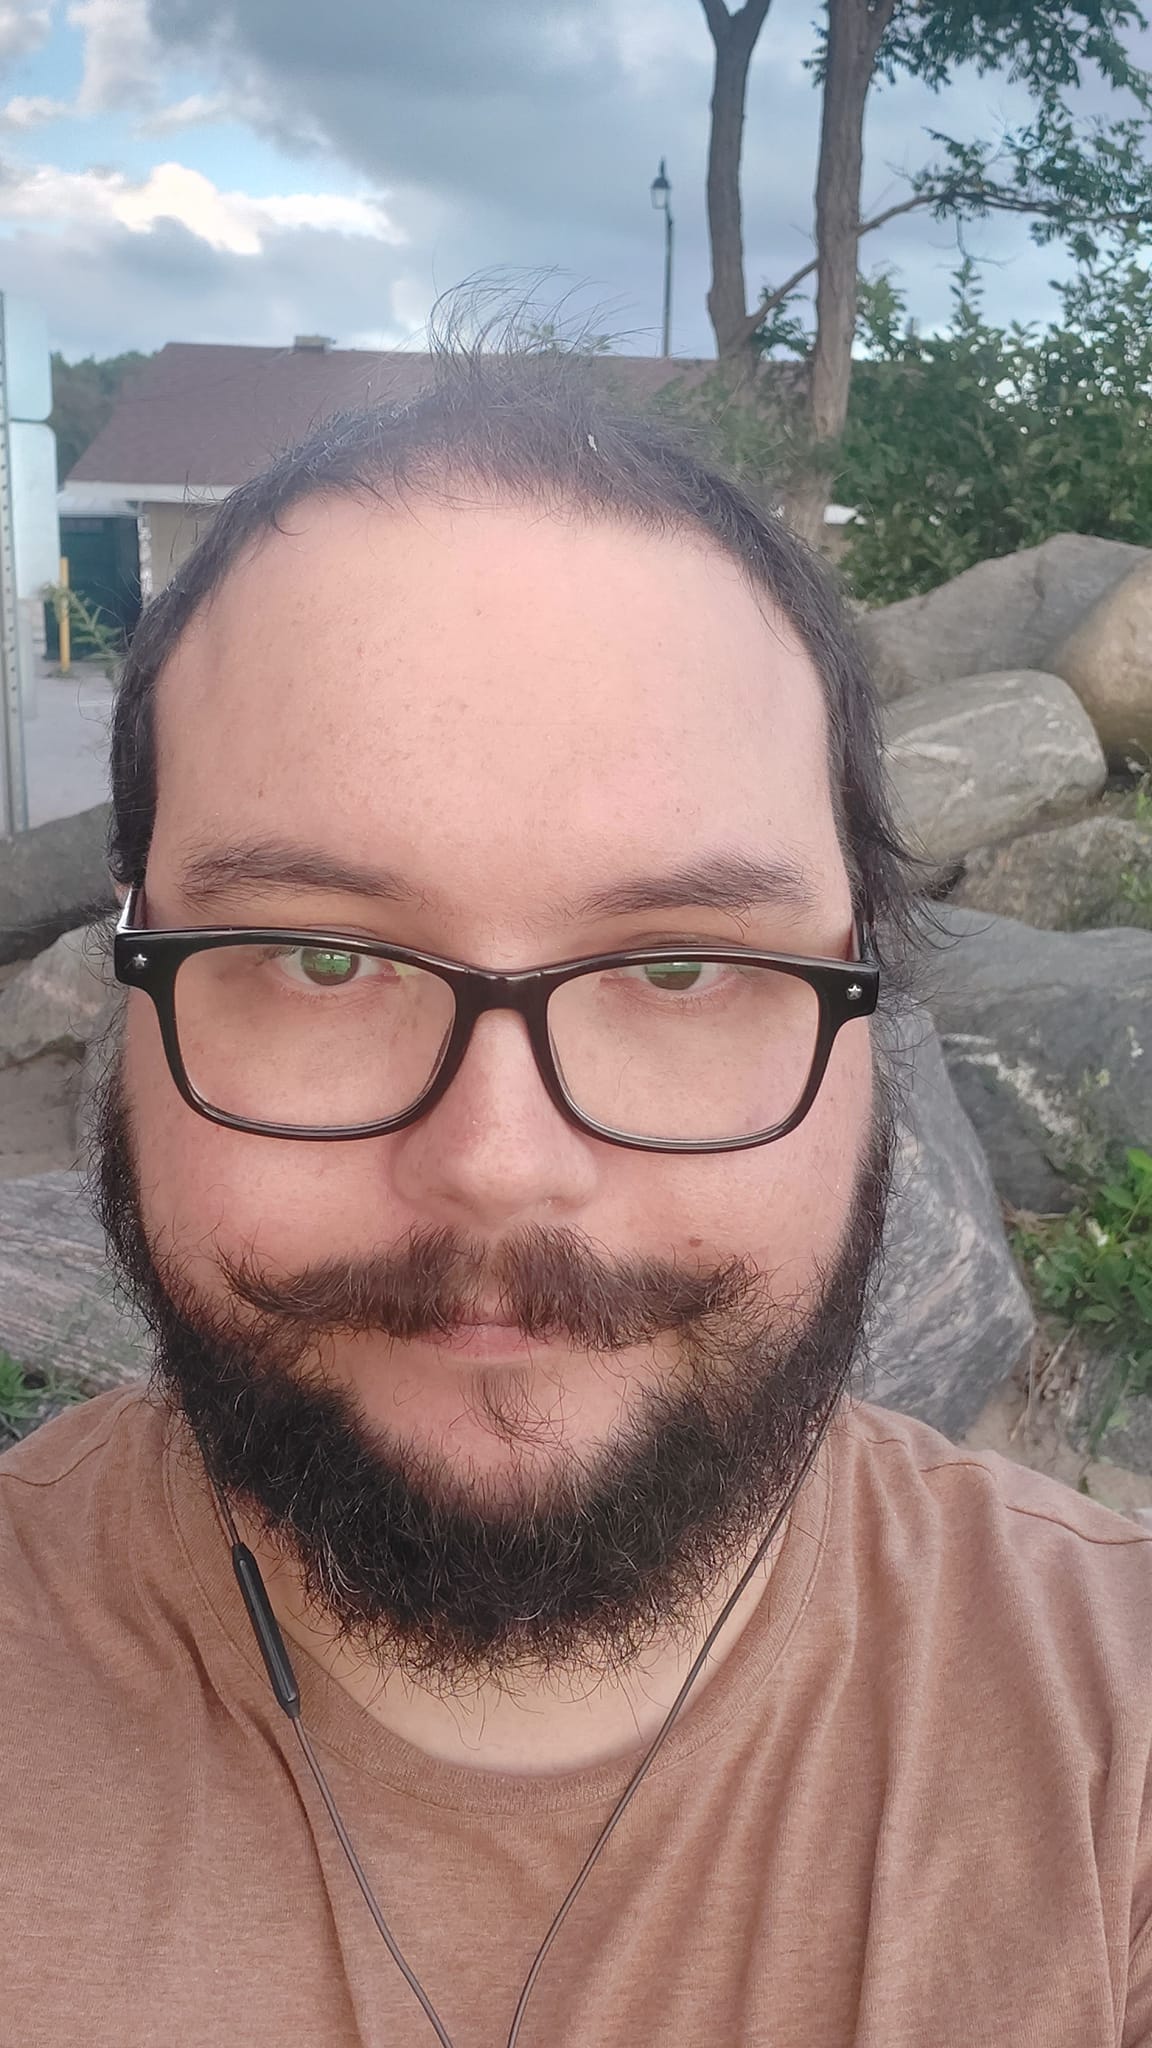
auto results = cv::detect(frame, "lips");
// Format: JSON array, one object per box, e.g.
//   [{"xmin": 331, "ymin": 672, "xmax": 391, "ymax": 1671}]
[{"xmin": 420, "ymin": 1318, "xmax": 544, "ymax": 1360}]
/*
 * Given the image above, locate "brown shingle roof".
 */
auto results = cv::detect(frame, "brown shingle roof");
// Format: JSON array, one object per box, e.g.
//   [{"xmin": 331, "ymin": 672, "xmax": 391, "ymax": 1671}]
[{"xmin": 68, "ymin": 342, "xmax": 757, "ymax": 491}]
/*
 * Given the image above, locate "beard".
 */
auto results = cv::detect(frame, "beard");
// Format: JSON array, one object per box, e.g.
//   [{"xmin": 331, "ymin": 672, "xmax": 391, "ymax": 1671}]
[{"xmin": 92, "ymin": 1061, "xmax": 894, "ymax": 1694}]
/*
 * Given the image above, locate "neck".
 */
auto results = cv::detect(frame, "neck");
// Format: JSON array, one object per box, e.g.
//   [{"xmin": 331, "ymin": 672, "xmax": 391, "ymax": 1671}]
[{"xmin": 239, "ymin": 1516, "xmax": 785, "ymax": 1775}]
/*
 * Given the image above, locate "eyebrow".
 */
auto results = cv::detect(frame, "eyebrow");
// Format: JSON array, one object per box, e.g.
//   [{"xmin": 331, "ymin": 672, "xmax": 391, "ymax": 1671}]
[{"xmin": 174, "ymin": 838, "xmax": 823, "ymax": 922}]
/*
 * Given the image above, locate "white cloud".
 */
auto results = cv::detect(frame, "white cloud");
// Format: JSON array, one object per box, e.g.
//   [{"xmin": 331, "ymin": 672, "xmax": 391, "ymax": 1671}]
[
  {"xmin": 0, "ymin": 3, "xmax": 53, "ymax": 72},
  {"xmin": 0, "ymin": 155, "xmax": 405, "ymax": 255},
  {"xmin": 136, "ymin": 91, "xmax": 235, "ymax": 134},
  {"xmin": 67, "ymin": 0, "xmax": 159, "ymax": 113},
  {"xmin": 0, "ymin": 93, "xmax": 69, "ymax": 127}
]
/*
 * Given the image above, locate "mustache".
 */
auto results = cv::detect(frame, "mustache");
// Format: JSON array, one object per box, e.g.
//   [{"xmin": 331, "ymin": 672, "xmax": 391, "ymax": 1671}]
[{"xmin": 219, "ymin": 1224, "xmax": 760, "ymax": 1353}]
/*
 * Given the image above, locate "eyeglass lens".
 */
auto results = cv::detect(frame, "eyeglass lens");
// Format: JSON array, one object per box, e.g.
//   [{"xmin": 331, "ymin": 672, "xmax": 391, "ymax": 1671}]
[{"xmin": 171, "ymin": 943, "xmax": 822, "ymax": 1142}]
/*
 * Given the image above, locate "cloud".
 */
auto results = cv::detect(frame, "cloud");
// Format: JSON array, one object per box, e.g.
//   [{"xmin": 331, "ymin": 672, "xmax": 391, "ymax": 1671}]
[
  {"xmin": 0, "ymin": 93, "xmax": 69, "ymax": 127},
  {"xmin": 0, "ymin": 3, "xmax": 53, "ymax": 73},
  {"xmin": 0, "ymin": 153, "xmax": 403, "ymax": 254},
  {"xmin": 0, "ymin": 208, "xmax": 422, "ymax": 357},
  {"xmin": 68, "ymin": 0, "xmax": 163, "ymax": 114},
  {"xmin": 136, "ymin": 90, "xmax": 237, "ymax": 133}
]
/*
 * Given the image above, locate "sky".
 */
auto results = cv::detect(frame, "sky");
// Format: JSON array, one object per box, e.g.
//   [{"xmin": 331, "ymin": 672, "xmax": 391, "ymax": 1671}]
[{"xmin": 0, "ymin": 0, "xmax": 1149, "ymax": 365}]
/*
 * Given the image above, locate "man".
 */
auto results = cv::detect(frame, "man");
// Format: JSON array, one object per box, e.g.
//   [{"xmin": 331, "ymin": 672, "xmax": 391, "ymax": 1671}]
[{"xmin": 3, "ymin": 354, "xmax": 1151, "ymax": 2048}]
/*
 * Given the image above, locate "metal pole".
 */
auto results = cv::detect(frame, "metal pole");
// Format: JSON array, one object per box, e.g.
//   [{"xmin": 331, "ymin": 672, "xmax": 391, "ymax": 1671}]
[
  {"xmin": 0, "ymin": 299, "xmax": 28, "ymax": 838},
  {"xmin": 662, "ymin": 203, "xmax": 674, "ymax": 357},
  {"xmin": 58, "ymin": 554, "xmax": 71, "ymax": 674}
]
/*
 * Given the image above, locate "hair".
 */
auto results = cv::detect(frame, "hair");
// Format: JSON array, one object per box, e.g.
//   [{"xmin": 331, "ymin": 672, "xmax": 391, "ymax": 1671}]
[{"xmin": 109, "ymin": 346, "xmax": 930, "ymax": 1006}]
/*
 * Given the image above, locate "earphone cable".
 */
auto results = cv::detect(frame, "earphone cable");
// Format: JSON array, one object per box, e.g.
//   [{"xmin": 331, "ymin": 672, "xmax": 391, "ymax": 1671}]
[{"xmin": 208, "ymin": 1395, "xmax": 838, "ymax": 2048}]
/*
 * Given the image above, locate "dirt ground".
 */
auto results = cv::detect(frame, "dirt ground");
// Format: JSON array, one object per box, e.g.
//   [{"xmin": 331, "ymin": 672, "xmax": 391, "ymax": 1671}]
[{"xmin": 3, "ymin": 1037, "xmax": 1151, "ymax": 1516}]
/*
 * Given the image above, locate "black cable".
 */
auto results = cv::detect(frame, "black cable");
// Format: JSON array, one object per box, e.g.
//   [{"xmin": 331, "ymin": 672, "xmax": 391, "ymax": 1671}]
[{"xmin": 208, "ymin": 1396, "xmax": 837, "ymax": 2048}]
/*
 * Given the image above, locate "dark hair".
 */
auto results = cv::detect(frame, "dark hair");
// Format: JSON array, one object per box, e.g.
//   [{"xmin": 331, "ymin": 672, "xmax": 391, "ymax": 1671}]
[{"xmin": 109, "ymin": 350, "xmax": 927, "ymax": 1002}]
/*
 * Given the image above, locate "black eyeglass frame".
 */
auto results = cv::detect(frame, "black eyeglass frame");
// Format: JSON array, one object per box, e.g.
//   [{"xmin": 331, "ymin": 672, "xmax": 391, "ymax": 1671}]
[{"xmin": 113, "ymin": 884, "xmax": 881, "ymax": 1155}]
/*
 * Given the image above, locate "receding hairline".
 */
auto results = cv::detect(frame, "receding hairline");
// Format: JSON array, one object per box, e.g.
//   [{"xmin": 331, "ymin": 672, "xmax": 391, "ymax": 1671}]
[{"xmin": 157, "ymin": 465, "xmax": 813, "ymax": 686}]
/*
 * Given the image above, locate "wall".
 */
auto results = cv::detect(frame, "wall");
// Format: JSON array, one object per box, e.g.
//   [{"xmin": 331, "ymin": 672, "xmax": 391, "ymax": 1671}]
[{"xmin": 145, "ymin": 499, "xmax": 218, "ymax": 584}]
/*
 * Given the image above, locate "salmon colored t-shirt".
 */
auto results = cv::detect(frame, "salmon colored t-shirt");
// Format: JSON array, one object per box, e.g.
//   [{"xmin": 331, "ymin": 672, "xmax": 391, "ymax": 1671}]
[{"xmin": 5, "ymin": 1381, "xmax": 1152, "ymax": 2048}]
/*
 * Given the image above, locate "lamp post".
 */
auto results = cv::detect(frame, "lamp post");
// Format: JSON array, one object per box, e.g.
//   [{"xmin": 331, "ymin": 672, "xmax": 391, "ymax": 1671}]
[{"xmin": 650, "ymin": 158, "xmax": 673, "ymax": 358}]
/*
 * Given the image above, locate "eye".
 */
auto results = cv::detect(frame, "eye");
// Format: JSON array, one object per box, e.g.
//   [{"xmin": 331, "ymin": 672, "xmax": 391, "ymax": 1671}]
[
  {"xmin": 272, "ymin": 946, "xmax": 394, "ymax": 988},
  {"xmin": 624, "ymin": 960, "xmax": 725, "ymax": 994}
]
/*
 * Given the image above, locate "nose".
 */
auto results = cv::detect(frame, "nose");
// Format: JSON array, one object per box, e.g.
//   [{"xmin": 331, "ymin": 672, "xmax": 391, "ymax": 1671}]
[{"xmin": 387, "ymin": 1007, "xmax": 601, "ymax": 1231}]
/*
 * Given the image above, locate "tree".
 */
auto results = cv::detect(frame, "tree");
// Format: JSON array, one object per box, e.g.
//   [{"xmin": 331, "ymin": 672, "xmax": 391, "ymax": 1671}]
[
  {"xmin": 49, "ymin": 351, "xmax": 153, "ymax": 481},
  {"xmin": 697, "ymin": 0, "xmax": 1152, "ymax": 541}
]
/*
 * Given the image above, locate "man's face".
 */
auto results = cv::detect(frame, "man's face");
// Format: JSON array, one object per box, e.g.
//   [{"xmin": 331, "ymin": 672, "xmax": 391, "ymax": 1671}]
[{"xmin": 106, "ymin": 492, "xmax": 888, "ymax": 1682}]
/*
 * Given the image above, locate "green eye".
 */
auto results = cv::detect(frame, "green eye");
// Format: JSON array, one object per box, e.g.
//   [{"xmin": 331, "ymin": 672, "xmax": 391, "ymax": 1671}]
[
  {"xmin": 299, "ymin": 947, "xmax": 360, "ymax": 985},
  {"xmin": 643, "ymin": 961, "xmax": 705, "ymax": 991}
]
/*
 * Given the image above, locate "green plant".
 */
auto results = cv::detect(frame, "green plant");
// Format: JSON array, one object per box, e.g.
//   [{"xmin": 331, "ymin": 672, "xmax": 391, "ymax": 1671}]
[
  {"xmin": 1119, "ymin": 869, "xmax": 1152, "ymax": 921},
  {"xmin": 837, "ymin": 246, "xmax": 1152, "ymax": 604},
  {"xmin": 1013, "ymin": 1148, "xmax": 1152, "ymax": 1451},
  {"xmin": 43, "ymin": 582, "xmax": 123, "ymax": 679},
  {"xmin": 0, "ymin": 1352, "xmax": 85, "ymax": 1443}
]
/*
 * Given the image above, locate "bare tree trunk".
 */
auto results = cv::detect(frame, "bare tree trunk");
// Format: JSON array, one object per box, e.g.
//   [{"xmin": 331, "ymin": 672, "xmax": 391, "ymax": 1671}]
[
  {"xmin": 788, "ymin": 0, "xmax": 896, "ymax": 545},
  {"xmin": 700, "ymin": 0, "xmax": 774, "ymax": 361}
]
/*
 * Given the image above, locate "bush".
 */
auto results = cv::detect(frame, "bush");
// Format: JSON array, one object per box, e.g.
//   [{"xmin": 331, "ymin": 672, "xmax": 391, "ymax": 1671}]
[{"xmin": 838, "ymin": 251, "xmax": 1152, "ymax": 604}]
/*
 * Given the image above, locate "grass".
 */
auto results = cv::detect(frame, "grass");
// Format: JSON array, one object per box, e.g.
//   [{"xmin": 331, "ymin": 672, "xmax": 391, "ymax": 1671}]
[
  {"xmin": 0, "ymin": 1351, "xmax": 86, "ymax": 1444},
  {"xmin": 1011, "ymin": 1147, "xmax": 1152, "ymax": 1456}
]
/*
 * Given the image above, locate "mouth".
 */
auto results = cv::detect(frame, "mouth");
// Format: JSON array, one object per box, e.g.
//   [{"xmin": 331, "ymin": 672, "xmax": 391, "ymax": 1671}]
[{"xmin": 418, "ymin": 1320, "xmax": 548, "ymax": 1361}]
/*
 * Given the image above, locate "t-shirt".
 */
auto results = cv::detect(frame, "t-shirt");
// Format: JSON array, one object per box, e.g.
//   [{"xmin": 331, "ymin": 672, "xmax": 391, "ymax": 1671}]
[{"xmin": 4, "ymin": 1383, "xmax": 1152, "ymax": 2048}]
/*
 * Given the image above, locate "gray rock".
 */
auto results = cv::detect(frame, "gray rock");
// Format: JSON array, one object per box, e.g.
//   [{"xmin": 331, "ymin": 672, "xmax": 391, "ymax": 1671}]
[
  {"xmin": 952, "ymin": 815, "xmax": 1152, "ymax": 929},
  {"xmin": 865, "ymin": 1015, "xmax": 1036, "ymax": 1437},
  {"xmin": 1049, "ymin": 554, "xmax": 1152, "ymax": 763},
  {"xmin": 859, "ymin": 534, "xmax": 1148, "ymax": 702},
  {"xmin": 884, "ymin": 671, "xmax": 1107, "ymax": 865},
  {"xmin": 0, "ymin": 1170, "xmax": 148, "ymax": 1391},
  {"xmin": 930, "ymin": 906, "xmax": 1152, "ymax": 1211},
  {"xmin": 0, "ymin": 802, "xmax": 114, "ymax": 965},
  {"xmin": 0, "ymin": 925, "xmax": 116, "ymax": 1067}
]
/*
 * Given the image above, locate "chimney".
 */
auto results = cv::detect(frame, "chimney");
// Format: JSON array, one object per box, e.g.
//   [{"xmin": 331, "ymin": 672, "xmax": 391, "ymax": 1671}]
[{"xmin": 293, "ymin": 334, "xmax": 334, "ymax": 352}]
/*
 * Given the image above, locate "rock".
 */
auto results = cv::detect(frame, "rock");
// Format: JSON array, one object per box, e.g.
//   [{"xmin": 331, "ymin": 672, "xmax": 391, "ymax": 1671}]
[
  {"xmin": 884, "ymin": 671, "xmax": 1107, "ymax": 865},
  {"xmin": 0, "ymin": 1017, "xmax": 1035, "ymax": 1445},
  {"xmin": 858, "ymin": 535, "xmax": 1148, "ymax": 702},
  {"xmin": 930, "ymin": 906, "xmax": 1152, "ymax": 1212},
  {"xmin": 1049, "ymin": 556, "xmax": 1152, "ymax": 763},
  {"xmin": 865, "ymin": 1014, "xmax": 1036, "ymax": 1437},
  {"xmin": 0, "ymin": 1170, "xmax": 148, "ymax": 1391},
  {"xmin": 0, "ymin": 925, "xmax": 116, "ymax": 1067},
  {"xmin": 952, "ymin": 815, "xmax": 1152, "ymax": 929},
  {"xmin": 0, "ymin": 801, "xmax": 114, "ymax": 965}
]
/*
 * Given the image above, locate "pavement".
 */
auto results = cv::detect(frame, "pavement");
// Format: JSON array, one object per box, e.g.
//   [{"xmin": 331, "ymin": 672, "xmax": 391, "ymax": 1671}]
[{"xmin": 18, "ymin": 656, "xmax": 115, "ymax": 830}]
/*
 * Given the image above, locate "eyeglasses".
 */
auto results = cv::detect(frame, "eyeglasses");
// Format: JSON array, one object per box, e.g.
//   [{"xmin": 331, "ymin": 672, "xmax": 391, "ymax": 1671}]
[{"xmin": 113, "ymin": 885, "xmax": 880, "ymax": 1155}]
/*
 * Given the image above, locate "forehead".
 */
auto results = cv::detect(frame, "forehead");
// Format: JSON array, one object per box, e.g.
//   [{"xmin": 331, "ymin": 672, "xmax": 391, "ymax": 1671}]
[{"xmin": 151, "ymin": 493, "xmax": 844, "ymax": 928}]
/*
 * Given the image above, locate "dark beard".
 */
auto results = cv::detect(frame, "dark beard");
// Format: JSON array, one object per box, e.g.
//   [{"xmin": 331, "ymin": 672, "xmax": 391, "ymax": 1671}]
[{"xmin": 92, "ymin": 1063, "xmax": 894, "ymax": 1693}]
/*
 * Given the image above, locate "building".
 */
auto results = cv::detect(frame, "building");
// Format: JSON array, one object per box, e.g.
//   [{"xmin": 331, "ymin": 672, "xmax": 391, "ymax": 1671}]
[{"xmin": 63, "ymin": 338, "xmax": 846, "ymax": 612}]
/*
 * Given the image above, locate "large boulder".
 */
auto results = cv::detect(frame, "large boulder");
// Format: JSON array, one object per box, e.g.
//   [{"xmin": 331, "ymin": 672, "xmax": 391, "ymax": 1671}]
[
  {"xmin": 930, "ymin": 906, "xmax": 1152, "ymax": 1212},
  {"xmin": 858, "ymin": 535, "xmax": 1148, "ymax": 703},
  {"xmin": 0, "ymin": 925, "xmax": 115, "ymax": 1066},
  {"xmin": 1049, "ymin": 556, "xmax": 1152, "ymax": 764},
  {"xmin": 0, "ymin": 802, "xmax": 114, "ymax": 965},
  {"xmin": 0, "ymin": 1170, "xmax": 148, "ymax": 1390},
  {"xmin": 884, "ymin": 671, "xmax": 1107, "ymax": 865},
  {"xmin": 864, "ymin": 1016, "xmax": 1036, "ymax": 1436},
  {"xmin": 952, "ymin": 815, "xmax": 1152, "ymax": 929},
  {"xmin": 0, "ymin": 1017, "xmax": 1035, "ymax": 1445}
]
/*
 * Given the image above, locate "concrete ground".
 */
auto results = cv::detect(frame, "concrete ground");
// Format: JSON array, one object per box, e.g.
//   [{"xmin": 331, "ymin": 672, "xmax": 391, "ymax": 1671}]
[{"xmin": 19, "ymin": 656, "xmax": 115, "ymax": 829}]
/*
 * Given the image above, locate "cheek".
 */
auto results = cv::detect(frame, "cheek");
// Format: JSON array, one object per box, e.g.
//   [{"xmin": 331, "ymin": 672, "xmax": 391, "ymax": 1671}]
[
  {"xmin": 638, "ymin": 1024, "xmax": 873, "ymax": 1289},
  {"xmin": 122, "ymin": 997, "xmax": 404, "ymax": 1294}
]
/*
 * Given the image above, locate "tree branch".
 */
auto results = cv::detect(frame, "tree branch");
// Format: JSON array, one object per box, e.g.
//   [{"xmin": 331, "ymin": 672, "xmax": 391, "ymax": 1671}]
[
  {"xmin": 748, "ymin": 176, "xmax": 1141, "ymax": 353},
  {"xmin": 699, "ymin": 0, "xmax": 773, "ymax": 48},
  {"xmin": 742, "ymin": 188, "xmax": 974, "ymax": 348},
  {"xmin": 698, "ymin": 0, "xmax": 731, "ymax": 44}
]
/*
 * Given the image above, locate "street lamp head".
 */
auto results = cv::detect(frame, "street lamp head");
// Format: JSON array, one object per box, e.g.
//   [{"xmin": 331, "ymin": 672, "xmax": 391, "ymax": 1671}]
[{"xmin": 650, "ymin": 158, "xmax": 671, "ymax": 210}]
